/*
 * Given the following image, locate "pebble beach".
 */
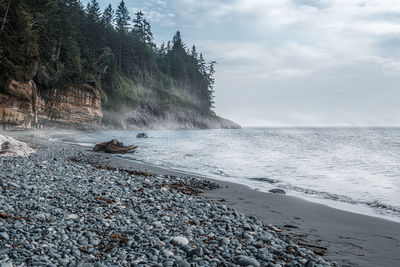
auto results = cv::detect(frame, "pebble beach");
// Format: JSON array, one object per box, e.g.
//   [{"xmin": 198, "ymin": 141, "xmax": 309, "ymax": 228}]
[{"xmin": 0, "ymin": 140, "xmax": 332, "ymax": 266}]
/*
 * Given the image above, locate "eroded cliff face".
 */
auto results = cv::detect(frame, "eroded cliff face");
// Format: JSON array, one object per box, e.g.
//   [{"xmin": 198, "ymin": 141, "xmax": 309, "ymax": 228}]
[{"xmin": 0, "ymin": 80, "xmax": 102, "ymax": 129}]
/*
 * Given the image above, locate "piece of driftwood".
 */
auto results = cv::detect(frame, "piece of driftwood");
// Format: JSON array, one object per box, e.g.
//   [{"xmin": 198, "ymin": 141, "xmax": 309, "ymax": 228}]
[
  {"xmin": 93, "ymin": 139, "xmax": 137, "ymax": 154},
  {"xmin": 93, "ymin": 139, "xmax": 123, "ymax": 151},
  {"xmin": 0, "ymin": 135, "xmax": 35, "ymax": 157},
  {"xmin": 105, "ymin": 143, "xmax": 138, "ymax": 154}
]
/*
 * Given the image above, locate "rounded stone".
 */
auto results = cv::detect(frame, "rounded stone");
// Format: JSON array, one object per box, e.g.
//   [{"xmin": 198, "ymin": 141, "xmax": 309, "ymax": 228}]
[
  {"xmin": 236, "ymin": 256, "xmax": 260, "ymax": 266},
  {"xmin": 171, "ymin": 236, "xmax": 189, "ymax": 246}
]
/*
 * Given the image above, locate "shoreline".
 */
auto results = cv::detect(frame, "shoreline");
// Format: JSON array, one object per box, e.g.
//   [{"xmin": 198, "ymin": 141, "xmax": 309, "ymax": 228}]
[
  {"xmin": 115, "ymin": 155, "xmax": 400, "ymax": 225},
  {"xmin": 12, "ymin": 134, "xmax": 400, "ymax": 267},
  {"xmin": 17, "ymin": 129, "xmax": 400, "ymax": 225},
  {"xmin": 90, "ymin": 151, "xmax": 400, "ymax": 267}
]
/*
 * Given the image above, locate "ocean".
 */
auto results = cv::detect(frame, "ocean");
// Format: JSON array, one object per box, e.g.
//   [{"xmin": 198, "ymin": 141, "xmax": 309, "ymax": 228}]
[{"xmin": 48, "ymin": 127, "xmax": 400, "ymax": 222}]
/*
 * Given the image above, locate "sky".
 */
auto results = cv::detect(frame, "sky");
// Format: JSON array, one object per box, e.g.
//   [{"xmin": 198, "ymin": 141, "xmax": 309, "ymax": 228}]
[{"xmin": 91, "ymin": 0, "xmax": 400, "ymax": 127}]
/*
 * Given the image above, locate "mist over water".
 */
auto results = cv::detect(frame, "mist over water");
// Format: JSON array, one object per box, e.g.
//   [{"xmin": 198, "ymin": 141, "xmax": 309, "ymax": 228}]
[{"xmin": 51, "ymin": 128, "xmax": 400, "ymax": 222}]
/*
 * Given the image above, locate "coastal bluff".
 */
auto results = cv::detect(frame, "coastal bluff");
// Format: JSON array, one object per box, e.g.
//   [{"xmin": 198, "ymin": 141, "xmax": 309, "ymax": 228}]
[
  {"xmin": 0, "ymin": 80, "xmax": 102, "ymax": 129},
  {"xmin": 0, "ymin": 0, "xmax": 240, "ymax": 131},
  {"xmin": 0, "ymin": 80, "xmax": 240, "ymax": 130}
]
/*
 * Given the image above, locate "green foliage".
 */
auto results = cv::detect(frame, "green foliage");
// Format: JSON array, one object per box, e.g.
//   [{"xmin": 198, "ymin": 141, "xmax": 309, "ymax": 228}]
[
  {"xmin": 0, "ymin": 0, "xmax": 217, "ymax": 115},
  {"xmin": 115, "ymin": 0, "xmax": 130, "ymax": 35},
  {"xmin": 115, "ymin": 74, "xmax": 138, "ymax": 108},
  {"xmin": 101, "ymin": 4, "xmax": 114, "ymax": 27},
  {"xmin": 0, "ymin": 0, "xmax": 39, "ymax": 86},
  {"xmin": 63, "ymin": 37, "xmax": 82, "ymax": 78}
]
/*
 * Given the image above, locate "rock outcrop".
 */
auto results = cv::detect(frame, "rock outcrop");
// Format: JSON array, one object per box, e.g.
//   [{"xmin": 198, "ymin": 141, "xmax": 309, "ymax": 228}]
[
  {"xmin": 0, "ymin": 80, "xmax": 102, "ymax": 129},
  {"xmin": 0, "ymin": 80, "xmax": 38, "ymax": 128},
  {"xmin": 102, "ymin": 106, "xmax": 241, "ymax": 130}
]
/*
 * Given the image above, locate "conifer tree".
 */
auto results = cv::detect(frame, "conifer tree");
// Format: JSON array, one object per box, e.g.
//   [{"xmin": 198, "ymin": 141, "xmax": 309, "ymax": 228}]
[
  {"xmin": 102, "ymin": 4, "xmax": 114, "ymax": 28},
  {"xmin": 115, "ymin": 0, "xmax": 130, "ymax": 71},
  {"xmin": 86, "ymin": 0, "xmax": 101, "ymax": 24},
  {"xmin": 191, "ymin": 45, "xmax": 198, "ymax": 59},
  {"xmin": 133, "ymin": 11, "xmax": 144, "ymax": 42},
  {"xmin": 115, "ymin": 0, "xmax": 130, "ymax": 35},
  {"xmin": 143, "ymin": 19, "xmax": 154, "ymax": 47}
]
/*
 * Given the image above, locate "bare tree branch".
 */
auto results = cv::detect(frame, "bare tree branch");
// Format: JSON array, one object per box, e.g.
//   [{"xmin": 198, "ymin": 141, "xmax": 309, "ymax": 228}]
[{"xmin": 1, "ymin": 0, "xmax": 11, "ymax": 31}]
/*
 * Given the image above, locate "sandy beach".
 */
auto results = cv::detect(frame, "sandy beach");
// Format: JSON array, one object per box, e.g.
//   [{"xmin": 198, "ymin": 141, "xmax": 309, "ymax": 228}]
[{"xmin": 7, "ymin": 133, "xmax": 400, "ymax": 267}]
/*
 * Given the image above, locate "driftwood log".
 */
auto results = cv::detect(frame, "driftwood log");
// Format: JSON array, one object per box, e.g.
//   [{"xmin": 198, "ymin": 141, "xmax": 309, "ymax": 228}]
[
  {"xmin": 93, "ymin": 139, "xmax": 138, "ymax": 154},
  {"xmin": 93, "ymin": 139, "xmax": 122, "ymax": 151}
]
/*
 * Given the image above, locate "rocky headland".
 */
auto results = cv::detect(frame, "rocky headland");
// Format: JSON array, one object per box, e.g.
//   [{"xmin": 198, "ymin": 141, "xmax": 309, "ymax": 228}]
[{"xmin": 0, "ymin": 80, "xmax": 239, "ymax": 130}]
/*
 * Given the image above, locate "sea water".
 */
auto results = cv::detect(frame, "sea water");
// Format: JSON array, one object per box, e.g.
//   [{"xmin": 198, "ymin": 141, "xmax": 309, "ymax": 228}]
[{"xmin": 49, "ymin": 128, "xmax": 400, "ymax": 222}]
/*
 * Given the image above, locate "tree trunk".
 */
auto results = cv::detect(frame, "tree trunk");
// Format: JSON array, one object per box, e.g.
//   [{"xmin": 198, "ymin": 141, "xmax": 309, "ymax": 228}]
[
  {"xmin": 56, "ymin": 35, "xmax": 62, "ymax": 61},
  {"xmin": 1, "ymin": 0, "xmax": 11, "ymax": 31},
  {"xmin": 119, "ymin": 41, "xmax": 122, "ymax": 69}
]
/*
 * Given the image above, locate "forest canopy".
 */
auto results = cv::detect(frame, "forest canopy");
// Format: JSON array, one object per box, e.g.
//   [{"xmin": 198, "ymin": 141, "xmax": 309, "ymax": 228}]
[{"xmin": 0, "ymin": 0, "xmax": 216, "ymax": 114}]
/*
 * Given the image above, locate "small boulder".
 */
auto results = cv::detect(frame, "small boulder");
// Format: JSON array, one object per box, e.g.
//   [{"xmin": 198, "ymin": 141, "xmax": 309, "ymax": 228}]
[
  {"xmin": 171, "ymin": 236, "xmax": 189, "ymax": 246},
  {"xmin": 188, "ymin": 247, "xmax": 204, "ymax": 257},
  {"xmin": 259, "ymin": 233, "xmax": 273, "ymax": 242},
  {"xmin": 136, "ymin": 133, "xmax": 148, "ymax": 138},
  {"xmin": 162, "ymin": 250, "xmax": 174, "ymax": 258},
  {"xmin": 236, "ymin": 256, "xmax": 260, "ymax": 266},
  {"xmin": 174, "ymin": 259, "xmax": 190, "ymax": 267},
  {"xmin": 66, "ymin": 214, "xmax": 78, "ymax": 220},
  {"xmin": 269, "ymin": 188, "xmax": 286, "ymax": 195},
  {"xmin": 0, "ymin": 232, "xmax": 9, "ymax": 241}
]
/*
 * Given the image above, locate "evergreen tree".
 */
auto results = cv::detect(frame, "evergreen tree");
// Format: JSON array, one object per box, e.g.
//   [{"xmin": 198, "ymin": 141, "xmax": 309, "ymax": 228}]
[
  {"xmin": 133, "ymin": 11, "xmax": 144, "ymax": 42},
  {"xmin": 206, "ymin": 61, "xmax": 216, "ymax": 111},
  {"xmin": 143, "ymin": 19, "xmax": 154, "ymax": 47},
  {"xmin": 172, "ymin": 31, "xmax": 185, "ymax": 52},
  {"xmin": 60, "ymin": 0, "xmax": 85, "ymax": 81},
  {"xmin": 0, "ymin": 0, "xmax": 39, "ymax": 86},
  {"xmin": 115, "ymin": 0, "xmax": 130, "ymax": 71},
  {"xmin": 191, "ymin": 45, "xmax": 198, "ymax": 59},
  {"xmin": 84, "ymin": 0, "xmax": 102, "ymax": 67},
  {"xmin": 102, "ymin": 4, "xmax": 114, "ymax": 28},
  {"xmin": 86, "ymin": 0, "xmax": 101, "ymax": 24},
  {"xmin": 115, "ymin": 0, "xmax": 130, "ymax": 35}
]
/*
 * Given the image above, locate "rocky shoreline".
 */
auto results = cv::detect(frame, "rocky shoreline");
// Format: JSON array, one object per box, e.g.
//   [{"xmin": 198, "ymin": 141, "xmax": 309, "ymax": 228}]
[{"xmin": 0, "ymin": 143, "xmax": 331, "ymax": 266}]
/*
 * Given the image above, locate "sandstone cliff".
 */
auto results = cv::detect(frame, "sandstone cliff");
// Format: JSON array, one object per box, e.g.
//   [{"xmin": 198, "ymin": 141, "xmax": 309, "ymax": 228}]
[{"xmin": 0, "ymin": 80, "xmax": 102, "ymax": 129}]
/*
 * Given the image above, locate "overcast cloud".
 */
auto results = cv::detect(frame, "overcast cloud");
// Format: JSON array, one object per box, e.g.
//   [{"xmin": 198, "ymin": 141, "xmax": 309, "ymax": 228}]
[{"xmin": 94, "ymin": 0, "xmax": 400, "ymax": 126}]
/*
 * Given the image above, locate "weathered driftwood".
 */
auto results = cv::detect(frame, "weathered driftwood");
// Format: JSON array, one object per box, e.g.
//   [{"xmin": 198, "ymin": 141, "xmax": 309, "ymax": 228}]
[
  {"xmin": 105, "ymin": 143, "xmax": 138, "ymax": 154},
  {"xmin": 93, "ymin": 139, "xmax": 123, "ymax": 151},
  {"xmin": 93, "ymin": 139, "xmax": 137, "ymax": 154},
  {"xmin": 0, "ymin": 135, "xmax": 35, "ymax": 157}
]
